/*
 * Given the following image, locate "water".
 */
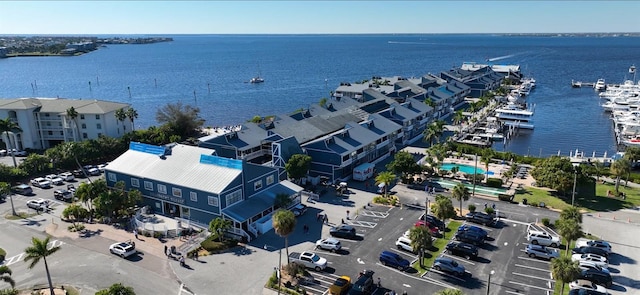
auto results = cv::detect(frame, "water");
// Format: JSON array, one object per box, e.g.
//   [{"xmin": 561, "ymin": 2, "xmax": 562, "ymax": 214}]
[
  {"xmin": 2, "ymin": 34, "xmax": 639, "ymax": 157},
  {"xmin": 440, "ymin": 163, "xmax": 487, "ymax": 175}
]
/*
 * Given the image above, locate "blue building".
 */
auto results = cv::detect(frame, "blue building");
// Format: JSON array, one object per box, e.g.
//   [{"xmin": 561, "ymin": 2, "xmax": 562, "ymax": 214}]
[{"xmin": 105, "ymin": 142, "xmax": 303, "ymax": 240}]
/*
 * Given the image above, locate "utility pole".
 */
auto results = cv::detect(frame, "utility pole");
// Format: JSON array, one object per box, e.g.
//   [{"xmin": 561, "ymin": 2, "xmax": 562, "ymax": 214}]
[{"xmin": 472, "ymin": 154, "xmax": 478, "ymax": 197}]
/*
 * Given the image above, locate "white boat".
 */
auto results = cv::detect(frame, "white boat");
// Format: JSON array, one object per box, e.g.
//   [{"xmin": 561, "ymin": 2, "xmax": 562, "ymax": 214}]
[
  {"xmin": 595, "ymin": 79, "xmax": 606, "ymax": 91},
  {"xmin": 249, "ymin": 76, "xmax": 264, "ymax": 83},
  {"xmin": 494, "ymin": 103, "xmax": 535, "ymax": 129}
]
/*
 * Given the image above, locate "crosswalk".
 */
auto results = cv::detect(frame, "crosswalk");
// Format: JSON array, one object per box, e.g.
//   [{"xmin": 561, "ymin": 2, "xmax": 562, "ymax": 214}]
[{"xmin": 1, "ymin": 239, "xmax": 65, "ymax": 266}]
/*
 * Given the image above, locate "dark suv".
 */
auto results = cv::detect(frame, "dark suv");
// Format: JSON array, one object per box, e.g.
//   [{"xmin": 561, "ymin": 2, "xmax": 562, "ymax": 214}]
[
  {"xmin": 572, "ymin": 246, "xmax": 609, "ymax": 258},
  {"xmin": 330, "ymin": 225, "xmax": 357, "ymax": 239},
  {"xmin": 347, "ymin": 270, "xmax": 374, "ymax": 295},
  {"xmin": 379, "ymin": 251, "xmax": 410, "ymax": 270},
  {"xmin": 445, "ymin": 241, "xmax": 479, "ymax": 260},
  {"xmin": 454, "ymin": 230, "xmax": 485, "ymax": 246},
  {"xmin": 419, "ymin": 213, "xmax": 445, "ymax": 230},
  {"xmin": 579, "ymin": 268, "xmax": 613, "ymax": 288},
  {"xmin": 465, "ymin": 212, "xmax": 495, "ymax": 226}
]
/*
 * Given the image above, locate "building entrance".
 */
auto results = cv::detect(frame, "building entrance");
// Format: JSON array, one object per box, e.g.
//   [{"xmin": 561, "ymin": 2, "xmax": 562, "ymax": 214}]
[{"xmin": 164, "ymin": 202, "xmax": 181, "ymax": 218}]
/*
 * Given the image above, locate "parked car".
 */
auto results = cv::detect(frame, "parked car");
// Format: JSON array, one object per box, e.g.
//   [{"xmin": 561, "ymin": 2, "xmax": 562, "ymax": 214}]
[
  {"xmin": 395, "ymin": 236, "xmax": 416, "ymax": 253},
  {"xmin": 328, "ymin": 276, "xmax": 351, "ymax": 295},
  {"xmin": 571, "ymin": 254, "xmax": 608, "ymax": 268},
  {"xmin": 346, "ymin": 270, "xmax": 374, "ymax": 295},
  {"xmin": 379, "ymin": 251, "xmax": 410, "ymax": 270},
  {"xmin": 98, "ymin": 163, "xmax": 109, "ymax": 172},
  {"xmin": 87, "ymin": 167, "xmax": 101, "ymax": 176},
  {"xmin": 315, "ymin": 238, "xmax": 342, "ymax": 252},
  {"xmin": 578, "ymin": 261, "xmax": 610, "ymax": 274},
  {"xmin": 0, "ymin": 149, "xmax": 6, "ymax": 156},
  {"xmin": 58, "ymin": 172, "xmax": 75, "ymax": 182},
  {"xmin": 109, "ymin": 241, "xmax": 137, "ymax": 258},
  {"xmin": 572, "ymin": 246, "xmax": 610, "ymax": 258},
  {"xmin": 432, "ymin": 257, "xmax": 466, "ymax": 276},
  {"xmin": 30, "ymin": 177, "xmax": 51, "ymax": 189},
  {"xmin": 10, "ymin": 149, "xmax": 27, "ymax": 157},
  {"xmin": 457, "ymin": 224, "xmax": 488, "ymax": 240},
  {"xmin": 290, "ymin": 203, "xmax": 308, "ymax": 217},
  {"xmin": 414, "ymin": 220, "xmax": 440, "ymax": 235},
  {"xmin": 575, "ymin": 239, "xmax": 612, "ymax": 254},
  {"xmin": 454, "ymin": 230, "xmax": 485, "ymax": 246},
  {"xmin": 26, "ymin": 199, "xmax": 49, "ymax": 211},
  {"xmin": 527, "ymin": 230, "xmax": 561, "ymax": 247},
  {"xmin": 72, "ymin": 169, "xmax": 86, "ymax": 178},
  {"xmin": 11, "ymin": 184, "xmax": 33, "ymax": 195},
  {"xmin": 578, "ymin": 268, "xmax": 613, "ymax": 288},
  {"xmin": 419, "ymin": 213, "xmax": 445, "ymax": 230},
  {"xmin": 289, "ymin": 251, "xmax": 327, "ymax": 271},
  {"xmin": 464, "ymin": 212, "xmax": 495, "ymax": 225},
  {"xmin": 569, "ymin": 279, "xmax": 608, "ymax": 293},
  {"xmin": 445, "ymin": 241, "xmax": 478, "ymax": 260},
  {"xmin": 568, "ymin": 289, "xmax": 608, "ymax": 295},
  {"xmin": 526, "ymin": 244, "xmax": 559, "ymax": 260},
  {"xmin": 54, "ymin": 189, "xmax": 73, "ymax": 202},
  {"xmin": 330, "ymin": 225, "xmax": 357, "ymax": 239},
  {"xmin": 45, "ymin": 174, "xmax": 64, "ymax": 185}
]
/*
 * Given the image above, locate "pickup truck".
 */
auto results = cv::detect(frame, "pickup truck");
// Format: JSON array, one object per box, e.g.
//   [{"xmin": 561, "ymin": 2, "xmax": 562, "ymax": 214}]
[{"xmin": 289, "ymin": 251, "xmax": 327, "ymax": 271}]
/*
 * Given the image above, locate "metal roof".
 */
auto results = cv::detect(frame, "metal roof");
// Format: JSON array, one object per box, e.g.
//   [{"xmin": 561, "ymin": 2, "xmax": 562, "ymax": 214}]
[{"xmin": 0, "ymin": 97, "xmax": 129, "ymax": 113}]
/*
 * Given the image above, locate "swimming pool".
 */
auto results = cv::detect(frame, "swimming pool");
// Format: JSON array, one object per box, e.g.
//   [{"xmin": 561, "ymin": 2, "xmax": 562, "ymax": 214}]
[{"xmin": 440, "ymin": 163, "xmax": 494, "ymax": 175}]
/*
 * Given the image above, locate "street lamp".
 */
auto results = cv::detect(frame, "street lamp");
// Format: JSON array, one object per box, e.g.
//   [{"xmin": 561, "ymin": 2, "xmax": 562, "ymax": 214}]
[
  {"xmin": 487, "ymin": 270, "xmax": 495, "ymax": 295},
  {"xmin": 264, "ymin": 244, "xmax": 282, "ymax": 295},
  {"xmin": 572, "ymin": 163, "xmax": 579, "ymax": 206}
]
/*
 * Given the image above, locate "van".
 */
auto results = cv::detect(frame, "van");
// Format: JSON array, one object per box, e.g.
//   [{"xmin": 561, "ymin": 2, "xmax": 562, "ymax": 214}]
[{"xmin": 11, "ymin": 184, "xmax": 33, "ymax": 195}]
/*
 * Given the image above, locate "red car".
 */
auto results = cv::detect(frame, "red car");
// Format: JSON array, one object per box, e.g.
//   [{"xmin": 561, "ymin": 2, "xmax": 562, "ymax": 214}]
[{"xmin": 414, "ymin": 220, "xmax": 440, "ymax": 235}]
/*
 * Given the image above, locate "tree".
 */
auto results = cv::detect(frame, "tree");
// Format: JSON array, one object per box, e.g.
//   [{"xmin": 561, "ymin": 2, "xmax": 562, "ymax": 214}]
[
  {"xmin": 125, "ymin": 108, "xmax": 139, "ymax": 131},
  {"xmin": 284, "ymin": 154, "xmax": 312, "ymax": 183},
  {"xmin": 23, "ymin": 237, "xmax": 61, "ymax": 295},
  {"xmin": 386, "ymin": 151, "xmax": 422, "ymax": 183},
  {"xmin": 62, "ymin": 203, "xmax": 89, "ymax": 228},
  {"xmin": 155, "ymin": 102, "xmax": 204, "ymax": 138},
  {"xmin": 95, "ymin": 283, "xmax": 136, "ymax": 295},
  {"xmin": 115, "ymin": 108, "xmax": 127, "ymax": 131},
  {"xmin": 0, "ymin": 117, "xmax": 21, "ymax": 167},
  {"xmin": 530, "ymin": 156, "xmax": 576, "ymax": 196},
  {"xmin": 430, "ymin": 195, "xmax": 456, "ymax": 237},
  {"xmin": 550, "ymin": 256, "xmax": 580, "ymax": 295},
  {"xmin": 375, "ymin": 171, "xmax": 396, "ymax": 198},
  {"xmin": 75, "ymin": 179, "xmax": 108, "ymax": 212},
  {"xmin": 452, "ymin": 110, "xmax": 465, "ymax": 126},
  {"xmin": 424, "ymin": 98, "xmax": 435, "ymax": 108},
  {"xmin": 62, "ymin": 142, "xmax": 92, "ymax": 182},
  {"xmin": 433, "ymin": 288, "xmax": 464, "ymax": 295},
  {"xmin": 408, "ymin": 226, "xmax": 432, "ymax": 268},
  {"xmin": 480, "ymin": 148, "xmax": 494, "ymax": 182},
  {"xmin": 559, "ymin": 206, "xmax": 582, "ymax": 224},
  {"xmin": 66, "ymin": 106, "xmax": 80, "ymax": 142},
  {"xmin": 451, "ymin": 183, "xmax": 470, "ymax": 217},
  {"xmin": 272, "ymin": 209, "xmax": 296, "ymax": 264},
  {"xmin": 423, "ymin": 121, "xmax": 445, "ymax": 146},
  {"xmin": 610, "ymin": 158, "xmax": 630, "ymax": 192},
  {"xmin": 557, "ymin": 218, "xmax": 582, "ymax": 254},
  {"xmin": 209, "ymin": 217, "xmax": 232, "ymax": 242},
  {"xmin": 19, "ymin": 153, "xmax": 50, "ymax": 175},
  {"xmin": 0, "ymin": 182, "xmax": 16, "ymax": 216},
  {"xmin": 319, "ymin": 97, "xmax": 328, "ymax": 107},
  {"xmin": 250, "ymin": 115, "xmax": 262, "ymax": 123},
  {"xmin": 0, "ymin": 265, "xmax": 14, "ymax": 288},
  {"xmin": 274, "ymin": 193, "xmax": 292, "ymax": 209}
]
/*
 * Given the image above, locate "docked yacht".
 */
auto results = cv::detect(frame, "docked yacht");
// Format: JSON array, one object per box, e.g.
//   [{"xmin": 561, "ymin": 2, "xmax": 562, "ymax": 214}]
[
  {"xmin": 595, "ymin": 79, "xmax": 607, "ymax": 91},
  {"xmin": 494, "ymin": 103, "xmax": 534, "ymax": 129}
]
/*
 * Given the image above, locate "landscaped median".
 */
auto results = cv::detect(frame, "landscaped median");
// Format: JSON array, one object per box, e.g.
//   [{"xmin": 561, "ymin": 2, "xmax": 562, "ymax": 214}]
[{"xmin": 412, "ymin": 220, "xmax": 463, "ymax": 275}]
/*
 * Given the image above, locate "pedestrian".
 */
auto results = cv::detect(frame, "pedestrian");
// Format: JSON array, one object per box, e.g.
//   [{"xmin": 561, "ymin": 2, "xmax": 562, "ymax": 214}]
[
  {"xmin": 341, "ymin": 218, "xmax": 345, "ymax": 224},
  {"xmin": 324, "ymin": 215, "xmax": 328, "ymax": 224},
  {"xmin": 346, "ymin": 210, "xmax": 350, "ymax": 220},
  {"xmin": 317, "ymin": 213, "xmax": 322, "ymax": 222},
  {"xmin": 484, "ymin": 203, "xmax": 487, "ymax": 209},
  {"xmin": 194, "ymin": 250, "xmax": 199, "ymax": 261},
  {"xmin": 492, "ymin": 203, "xmax": 496, "ymax": 209},
  {"xmin": 377, "ymin": 277, "xmax": 381, "ymax": 288},
  {"xmin": 134, "ymin": 230, "xmax": 138, "ymax": 240},
  {"xmin": 164, "ymin": 245, "xmax": 168, "ymax": 256}
]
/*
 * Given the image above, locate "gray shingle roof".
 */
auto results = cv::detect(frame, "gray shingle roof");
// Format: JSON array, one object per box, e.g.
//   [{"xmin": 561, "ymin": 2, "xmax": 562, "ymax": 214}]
[{"xmin": 0, "ymin": 97, "xmax": 129, "ymax": 114}]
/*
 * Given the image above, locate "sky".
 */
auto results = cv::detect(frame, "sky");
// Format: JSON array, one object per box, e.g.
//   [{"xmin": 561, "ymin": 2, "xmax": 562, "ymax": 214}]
[{"xmin": 0, "ymin": 1, "xmax": 638, "ymax": 35}]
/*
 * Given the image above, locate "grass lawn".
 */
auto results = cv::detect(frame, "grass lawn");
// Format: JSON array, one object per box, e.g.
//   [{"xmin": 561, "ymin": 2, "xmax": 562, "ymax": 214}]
[
  {"xmin": 513, "ymin": 182, "xmax": 640, "ymax": 213},
  {"xmin": 412, "ymin": 220, "xmax": 463, "ymax": 275}
]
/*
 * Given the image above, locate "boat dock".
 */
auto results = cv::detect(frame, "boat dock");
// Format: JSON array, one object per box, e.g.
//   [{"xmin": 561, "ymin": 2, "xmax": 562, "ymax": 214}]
[{"xmin": 571, "ymin": 80, "xmax": 595, "ymax": 88}]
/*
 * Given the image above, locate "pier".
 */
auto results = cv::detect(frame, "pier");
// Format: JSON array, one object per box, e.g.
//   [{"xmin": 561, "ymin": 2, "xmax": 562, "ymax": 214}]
[{"xmin": 571, "ymin": 80, "xmax": 595, "ymax": 88}]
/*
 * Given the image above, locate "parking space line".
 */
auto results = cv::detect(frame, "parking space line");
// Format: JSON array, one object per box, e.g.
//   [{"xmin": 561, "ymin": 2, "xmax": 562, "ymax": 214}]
[
  {"xmin": 509, "ymin": 281, "xmax": 554, "ymax": 292},
  {"xmin": 461, "ymin": 222, "xmax": 494, "ymax": 232},
  {"xmin": 514, "ymin": 264, "xmax": 552, "ymax": 272},
  {"xmin": 517, "ymin": 256, "xmax": 551, "ymax": 264},
  {"xmin": 426, "ymin": 268, "xmax": 467, "ymax": 282},
  {"xmin": 311, "ymin": 250, "xmax": 343, "ymax": 257},
  {"xmin": 512, "ymin": 272, "xmax": 555, "ymax": 282},
  {"xmin": 345, "ymin": 220, "xmax": 377, "ymax": 228},
  {"xmin": 501, "ymin": 218, "xmax": 532, "ymax": 226},
  {"xmin": 359, "ymin": 210, "xmax": 390, "ymax": 218}
]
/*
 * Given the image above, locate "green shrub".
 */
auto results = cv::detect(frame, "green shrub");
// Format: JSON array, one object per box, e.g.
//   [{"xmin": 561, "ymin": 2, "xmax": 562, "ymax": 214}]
[
  {"xmin": 486, "ymin": 178, "xmax": 503, "ymax": 188},
  {"xmin": 0, "ymin": 247, "xmax": 6, "ymax": 261},
  {"xmin": 144, "ymin": 231, "xmax": 152, "ymax": 237},
  {"xmin": 498, "ymin": 194, "xmax": 513, "ymax": 202},
  {"xmin": 468, "ymin": 204, "xmax": 476, "ymax": 212},
  {"xmin": 0, "ymin": 289, "xmax": 19, "ymax": 295},
  {"xmin": 373, "ymin": 196, "xmax": 389, "ymax": 205},
  {"xmin": 201, "ymin": 238, "xmax": 237, "ymax": 253},
  {"xmin": 153, "ymin": 232, "xmax": 164, "ymax": 239},
  {"xmin": 541, "ymin": 218, "xmax": 552, "ymax": 227},
  {"xmin": 485, "ymin": 207, "xmax": 495, "ymax": 215}
]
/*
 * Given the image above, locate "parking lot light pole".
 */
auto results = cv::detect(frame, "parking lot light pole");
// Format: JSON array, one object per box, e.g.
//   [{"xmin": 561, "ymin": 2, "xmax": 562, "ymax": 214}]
[
  {"xmin": 9, "ymin": 192, "xmax": 16, "ymax": 216},
  {"xmin": 572, "ymin": 163, "xmax": 579, "ymax": 206},
  {"xmin": 264, "ymin": 244, "xmax": 282, "ymax": 295},
  {"xmin": 486, "ymin": 270, "xmax": 495, "ymax": 295}
]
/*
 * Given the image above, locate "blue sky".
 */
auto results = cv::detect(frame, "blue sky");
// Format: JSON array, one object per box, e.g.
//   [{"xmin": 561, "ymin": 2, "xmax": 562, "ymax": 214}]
[{"xmin": 0, "ymin": 1, "xmax": 638, "ymax": 34}]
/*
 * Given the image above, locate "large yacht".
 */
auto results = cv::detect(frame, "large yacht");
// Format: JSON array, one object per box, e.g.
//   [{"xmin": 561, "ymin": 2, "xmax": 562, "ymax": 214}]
[
  {"xmin": 595, "ymin": 79, "xmax": 607, "ymax": 91},
  {"xmin": 494, "ymin": 103, "xmax": 534, "ymax": 129}
]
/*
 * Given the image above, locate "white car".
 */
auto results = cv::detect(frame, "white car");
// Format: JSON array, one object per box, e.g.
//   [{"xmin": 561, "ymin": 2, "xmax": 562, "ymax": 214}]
[
  {"xmin": 395, "ymin": 236, "xmax": 415, "ymax": 253},
  {"xmin": 527, "ymin": 230, "xmax": 561, "ymax": 247},
  {"xmin": 569, "ymin": 279, "xmax": 608, "ymax": 292},
  {"xmin": 579, "ymin": 261, "xmax": 610, "ymax": 274},
  {"xmin": 572, "ymin": 253, "xmax": 608, "ymax": 268},
  {"xmin": 9, "ymin": 149, "xmax": 27, "ymax": 156},
  {"xmin": 26, "ymin": 199, "xmax": 49, "ymax": 211},
  {"xmin": 45, "ymin": 174, "xmax": 64, "ymax": 185},
  {"xmin": 576, "ymin": 239, "xmax": 612, "ymax": 254},
  {"xmin": 315, "ymin": 238, "xmax": 342, "ymax": 252},
  {"xmin": 58, "ymin": 172, "xmax": 75, "ymax": 182},
  {"xmin": 98, "ymin": 163, "xmax": 109, "ymax": 172},
  {"xmin": 30, "ymin": 177, "xmax": 51, "ymax": 188},
  {"xmin": 109, "ymin": 241, "xmax": 137, "ymax": 258},
  {"xmin": 87, "ymin": 167, "xmax": 101, "ymax": 176}
]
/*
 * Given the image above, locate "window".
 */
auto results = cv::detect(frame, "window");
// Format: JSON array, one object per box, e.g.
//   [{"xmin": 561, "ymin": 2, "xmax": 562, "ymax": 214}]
[
  {"xmin": 207, "ymin": 196, "xmax": 219, "ymax": 207},
  {"xmin": 95, "ymin": 114, "xmax": 100, "ymax": 119},
  {"xmin": 254, "ymin": 180, "xmax": 263, "ymax": 191},
  {"xmin": 82, "ymin": 133, "xmax": 88, "ymax": 139},
  {"xmin": 47, "ymin": 131, "xmax": 53, "ymax": 135},
  {"xmin": 81, "ymin": 123, "xmax": 86, "ymax": 129},
  {"xmin": 225, "ymin": 190, "xmax": 243, "ymax": 206},
  {"xmin": 157, "ymin": 184, "xmax": 167, "ymax": 194},
  {"xmin": 190, "ymin": 192, "xmax": 197, "ymax": 202},
  {"xmin": 172, "ymin": 187, "xmax": 182, "ymax": 198},
  {"xmin": 131, "ymin": 178, "xmax": 140, "ymax": 188},
  {"xmin": 80, "ymin": 114, "xmax": 85, "ymax": 120},
  {"xmin": 96, "ymin": 123, "xmax": 102, "ymax": 129},
  {"xmin": 144, "ymin": 181, "xmax": 153, "ymax": 191},
  {"xmin": 107, "ymin": 172, "xmax": 116, "ymax": 182},
  {"xmin": 266, "ymin": 175, "xmax": 274, "ymax": 186},
  {"xmin": 46, "ymin": 122, "xmax": 51, "ymax": 126},
  {"xmin": 59, "ymin": 131, "xmax": 63, "ymax": 135},
  {"xmin": 45, "ymin": 113, "xmax": 50, "ymax": 117}
]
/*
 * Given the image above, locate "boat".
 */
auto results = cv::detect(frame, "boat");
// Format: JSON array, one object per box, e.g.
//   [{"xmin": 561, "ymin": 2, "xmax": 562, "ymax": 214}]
[
  {"xmin": 594, "ymin": 79, "xmax": 606, "ymax": 91},
  {"xmin": 494, "ymin": 103, "xmax": 535, "ymax": 129},
  {"xmin": 249, "ymin": 76, "xmax": 264, "ymax": 84}
]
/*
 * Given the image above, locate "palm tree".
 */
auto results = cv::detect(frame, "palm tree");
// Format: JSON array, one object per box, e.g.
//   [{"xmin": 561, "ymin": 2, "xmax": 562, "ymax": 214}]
[
  {"xmin": 431, "ymin": 196, "xmax": 456, "ymax": 237},
  {"xmin": 610, "ymin": 158, "xmax": 630, "ymax": 192},
  {"xmin": 592, "ymin": 161, "xmax": 604, "ymax": 183},
  {"xmin": 481, "ymin": 149, "xmax": 494, "ymax": 182},
  {"xmin": 0, "ymin": 117, "xmax": 21, "ymax": 167},
  {"xmin": 0, "ymin": 182, "xmax": 16, "ymax": 216},
  {"xmin": 375, "ymin": 171, "xmax": 396, "ymax": 198},
  {"xmin": 560, "ymin": 207, "xmax": 582, "ymax": 224},
  {"xmin": 550, "ymin": 256, "xmax": 581, "ymax": 295},
  {"xmin": 272, "ymin": 209, "xmax": 296, "ymax": 264},
  {"xmin": 451, "ymin": 183, "xmax": 470, "ymax": 217},
  {"xmin": 115, "ymin": 108, "xmax": 127, "ymax": 131},
  {"xmin": 24, "ymin": 237, "xmax": 61, "ymax": 295},
  {"xmin": 433, "ymin": 288, "xmax": 464, "ymax": 295},
  {"xmin": 423, "ymin": 121, "xmax": 445, "ymax": 146},
  {"xmin": 125, "ymin": 107, "xmax": 139, "ymax": 131},
  {"xmin": 0, "ymin": 265, "xmax": 15, "ymax": 288},
  {"xmin": 557, "ymin": 218, "xmax": 582, "ymax": 254},
  {"xmin": 452, "ymin": 110, "xmax": 464, "ymax": 126},
  {"xmin": 424, "ymin": 98, "xmax": 435, "ymax": 108},
  {"xmin": 408, "ymin": 226, "xmax": 432, "ymax": 268},
  {"xmin": 66, "ymin": 107, "xmax": 80, "ymax": 142}
]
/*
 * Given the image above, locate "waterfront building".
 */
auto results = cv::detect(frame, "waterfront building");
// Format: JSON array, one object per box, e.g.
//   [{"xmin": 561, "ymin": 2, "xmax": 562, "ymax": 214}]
[
  {"xmin": 0, "ymin": 97, "xmax": 130, "ymax": 150},
  {"xmin": 440, "ymin": 65, "xmax": 504, "ymax": 97},
  {"xmin": 105, "ymin": 142, "xmax": 303, "ymax": 240}
]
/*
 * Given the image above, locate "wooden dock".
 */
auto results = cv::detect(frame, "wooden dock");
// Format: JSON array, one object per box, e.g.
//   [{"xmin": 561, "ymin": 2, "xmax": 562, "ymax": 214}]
[{"xmin": 571, "ymin": 80, "xmax": 595, "ymax": 88}]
